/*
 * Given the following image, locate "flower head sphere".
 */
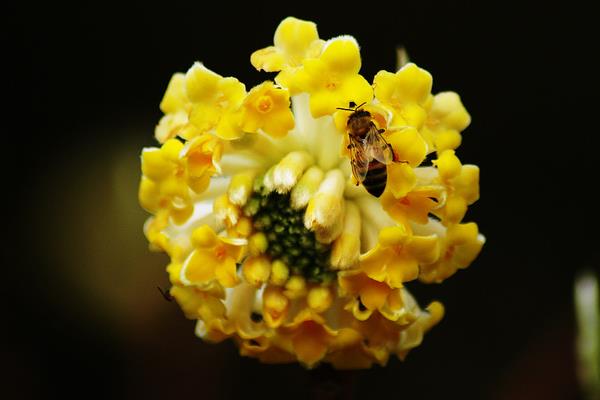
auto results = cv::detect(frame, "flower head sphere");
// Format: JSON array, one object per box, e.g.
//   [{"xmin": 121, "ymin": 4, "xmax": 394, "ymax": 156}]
[{"xmin": 139, "ymin": 17, "xmax": 485, "ymax": 369}]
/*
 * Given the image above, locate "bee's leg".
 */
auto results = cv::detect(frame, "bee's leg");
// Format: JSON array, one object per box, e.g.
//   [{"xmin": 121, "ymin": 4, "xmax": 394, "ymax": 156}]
[
  {"xmin": 350, "ymin": 161, "xmax": 361, "ymax": 186},
  {"xmin": 347, "ymin": 143, "xmax": 355, "ymax": 149},
  {"xmin": 389, "ymin": 143, "xmax": 409, "ymax": 164},
  {"xmin": 157, "ymin": 286, "xmax": 174, "ymax": 302}
]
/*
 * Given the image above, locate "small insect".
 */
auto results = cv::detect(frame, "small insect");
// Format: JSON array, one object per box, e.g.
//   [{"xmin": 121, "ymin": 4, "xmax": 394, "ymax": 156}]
[
  {"xmin": 157, "ymin": 286, "xmax": 174, "ymax": 302},
  {"xmin": 338, "ymin": 101, "xmax": 401, "ymax": 197}
]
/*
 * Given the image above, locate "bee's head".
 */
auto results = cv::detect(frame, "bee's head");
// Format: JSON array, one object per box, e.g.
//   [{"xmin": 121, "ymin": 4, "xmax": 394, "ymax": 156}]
[
  {"xmin": 338, "ymin": 101, "xmax": 371, "ymax": 128},
  {"xmin": 347, "ymin": 109, "xmax": 371, "ymax": 124}
]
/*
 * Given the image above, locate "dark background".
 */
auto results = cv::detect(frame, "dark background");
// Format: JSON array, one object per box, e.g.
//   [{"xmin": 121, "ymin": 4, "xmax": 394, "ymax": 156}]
[{"xmin": 6, "ymin": 1, "xmax": 595, "ymax": 399}]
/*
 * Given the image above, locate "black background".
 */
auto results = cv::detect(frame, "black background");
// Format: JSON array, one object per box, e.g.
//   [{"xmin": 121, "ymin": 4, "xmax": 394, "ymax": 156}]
[{"xmin": 6, "ymin": 1, "xmax": 595, "ymax": 399}]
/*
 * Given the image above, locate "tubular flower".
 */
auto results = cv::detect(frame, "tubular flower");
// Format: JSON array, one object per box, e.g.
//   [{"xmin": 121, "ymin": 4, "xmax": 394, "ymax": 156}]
[
  {"xmin": 139, "ymin": 17, "xmax": 484, "ymax": 369},
  {"xmin": 373, "ymin": 63, "xmax": 433, "ymax": 131},
  {"xmin": 288, "ymin": 36, "xmax": 373, "ymax": 117},
  {"xmin": 251, "ymin": 16, "xmax": 324, "ymax": 89},
  {"xmin": 421, "ymin": 91, "xmax": 471, "ymax": 153},
  {"xmin": 186, "ymin": 62, "xmax": 247, "ymax": 140}
]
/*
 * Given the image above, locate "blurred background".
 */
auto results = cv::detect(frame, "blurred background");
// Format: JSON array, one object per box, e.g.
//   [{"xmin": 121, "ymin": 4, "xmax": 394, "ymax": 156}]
[{"xmin": 6, "ymin": 1, "xmax": 596, "ymax": 399}]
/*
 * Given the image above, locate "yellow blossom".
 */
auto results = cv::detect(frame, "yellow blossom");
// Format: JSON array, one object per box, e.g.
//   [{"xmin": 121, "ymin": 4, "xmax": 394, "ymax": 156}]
[
  {"xmin": 180, "ymin": 225, "xmax": 246, "ymax": 288},
  {"xmin": 241, "ymin": 81, "xmax": 295, "ymax": 137},
  {"xmin": 432, "ymin": 150, "xmax": 480, "ymax": 225},
  {"xmin": 138, "ymin": 16, "xmax": 484, "ymax": 369},
  {"xmin": 139, "ymin": 136, "xmax": 221, "ymax": 224},
  {"xmin": 186, "ymin": 62, "xmax": 246, "ymax": 140},
  {"xmin": 381, "ymin": 185, "xmax": 445, "ymax": 226},
  {"xmin": 278, "ymin": 310, "xmax": 341, "ymax": 367},
  {"xmin": 154, "ymin": 73, "xmax": 209, "ymax": 143},
  {"xmin": 338, "ymin": 270, "xmax": 394, "ymax": 320},
  {"xmin": 419, "ymin": 222, "xmax": 485, "ymax": 283},
  {"xmin": 360, "ymin": 226, "xmax": 440, "ymax": 288},
  {"xmin": 373, "ymin": 63, "xmax": 433, "ymax": 130},
  {"xmin": 291, "ymin": 36, "xmax": 373, "ymax": 117},
  {"xmin": 251, "ymin": 16, "xmax": 323, "ymax": 73},
  {"xmin": 422, "ymin": 91, "xmax": 471, "ymax": 153},
  {"xmin": 384, "ymin": 126, "xmax": 428, "ymax": 198}
]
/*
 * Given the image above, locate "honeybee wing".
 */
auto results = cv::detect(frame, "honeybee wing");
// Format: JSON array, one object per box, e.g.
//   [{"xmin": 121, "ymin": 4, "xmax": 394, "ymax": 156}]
[
  {"xmin": 365, "ymin": 123, "xmax": 394, "ymax": 165},
  {"xmin": 349, "ymin": 135, "xmax": 370, "ymax": 184}
]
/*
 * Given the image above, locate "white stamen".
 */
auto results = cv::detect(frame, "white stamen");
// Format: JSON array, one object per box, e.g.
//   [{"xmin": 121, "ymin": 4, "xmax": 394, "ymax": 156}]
[{"xmin": 272, "ymin": 151, "xmax": 314, "ymax": 193}]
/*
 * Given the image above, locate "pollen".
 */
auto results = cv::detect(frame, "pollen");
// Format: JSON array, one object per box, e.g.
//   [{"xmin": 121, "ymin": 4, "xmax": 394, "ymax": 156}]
[{"xmin": 257, "ymin": 95, "xmax": 273, "ymax": 112}]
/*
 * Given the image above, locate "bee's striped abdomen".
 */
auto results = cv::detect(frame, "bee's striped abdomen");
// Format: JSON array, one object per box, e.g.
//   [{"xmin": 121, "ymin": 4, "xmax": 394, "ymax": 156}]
[{"xmin": 363, "ymin": 160, "xmax": 387, "ymax": 197}]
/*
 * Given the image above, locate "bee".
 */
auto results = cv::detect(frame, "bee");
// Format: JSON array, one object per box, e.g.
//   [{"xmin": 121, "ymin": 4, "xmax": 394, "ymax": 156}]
[{"xmin": 338, "ymin": 102, "xmax": 400, "ymax": 197}]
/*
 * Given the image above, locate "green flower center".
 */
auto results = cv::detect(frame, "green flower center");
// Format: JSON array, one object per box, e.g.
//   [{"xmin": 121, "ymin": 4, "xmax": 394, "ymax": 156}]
[{"xmin": 243, "ymin": 185, "xmax": 334, "ymax": 283}]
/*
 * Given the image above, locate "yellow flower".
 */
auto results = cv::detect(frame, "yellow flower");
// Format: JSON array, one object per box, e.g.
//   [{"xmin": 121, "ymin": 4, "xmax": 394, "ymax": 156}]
[
  {"xmin": 360, "ymin": 225, "xmax": 440, "ymax": 288},
  {"xmin": 380, "ymin": 184, "xmax": 445, "ymax": 227},
  {"xmin": 291, "ymin": 36, "xmax": 373, "ymax": 117},
  {"xmin": 154, "ymin": 73, "xmax": 194, "ymax": 143},
  {"xmin": 241, "ymin": 81, "xmax": 295, "ymax": 137},
  {"xmin": 338, "ymin": 270, "xmax": 395, "ymax": 321},
  {"xmin": 139, "ymin": 136, "xmax": 222, "ymax": 224},
  {"xmin": 186, "ymin": 62, "xmax": 246, "ymax": 140},
  {"xmin": 383, "ymin": 126, "xmax": 428, "ymax": 198},
  {"xmin": 432, "ymin": 150, "xmax": 480, "ymax": 225},
  {"xmin": 419, "ymin": 222, "xmax": 485, "ymax": 283},
  {"xmin": 251, "ymin": 16, "xmax": 323, "ymax": 73},
  {"xmin": 422, "ymin": 91, "xmax": 471, "ymax": 153},
  {"xmin": 373, "ymin": 63, "xmax": 433, "ymax": 130},
  {"xmin": 180, "ymin": 225, "xmax": 246, "ymax": 288},
  {"xmin": 139, "ymin": 16, "xmax": 484, "ymax": 369}
]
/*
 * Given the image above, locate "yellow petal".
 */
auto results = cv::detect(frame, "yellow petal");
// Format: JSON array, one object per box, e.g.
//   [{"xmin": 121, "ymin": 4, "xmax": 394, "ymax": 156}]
[
  {"xmin": 170, "ymin": 286, "xmax": 202, "ymax": 319},
  {"xmin": 386, "ymin": 162, "xmax": 416, "ymax": 198},
  {"xmin": 251, "ymin": 46, "xmax": 286, "ymax": 72},
  {"xmin": 359, "ymin": 246, "xmax": 392, "ymax": 283},
  {"xmin": 215, "ymin": 257, "xmax": 240, "ymax": 287},
  {"xmin": 387, "ymin": 255, "xmax": 419, "ymax": 287},
  {"xmin": 434, "ymin": 129, "xmax": 462, "ymax": 152},
  {"xmin": 360, "ymin": 279, "xmax": 392, "ymax": 310},
  {"xmin": 455, "ymin": 165, "xmax": 480, "ymax": 204},
  {"xmin": 435, "ymin": 149, "xmax": 462, "ymax": 181},
  {"xmin": 185, "ymin": 62, "xmax": 221, "ymax": 103},
  {"xmin": 160, "ymin": 73, "xmax": 187, "ymax": 114},
  {"xmin": 274, "ymin": 17, "xmax": 319, "ymax": 57},
  {"xmin": 372, "ymin": 70, "xmax": 397, "ymax": 105},
  {"xmin": 215, "ymin": 111, "xmax": 244, "ymax": 140},
  {"xmin": 218, "ymin": 77, "xmax": 247, "ymax": 109},
  {"xmin": 339, "ymin": 74, "xmax": 373, "ymax": 110},
  {"xmin": 393, "ymin": 63, "xmax": 433, "ymax": 104},
  {"xmin": 308, "ymin": 88, "xmax": 341, "ymax": 118},
  {"xmin": 141, "ymin": 148, "xmax": 172, "ymax": 181},
  {"xmin": 320, "ymin": 36, "xmax": 362, "ymax": 74},
  {"xmin": 407, "ymin": 234, "xmax": 440, "ymax": 265},
  {"xmin": 191, "ymin": 225, "xmax": 218, "ymax": 248},
  {"xmin": 292, "ymin": 321, "xmax": 329, "ymax": 367},
  {"xmin": 430, "ymin": 92, "xmax": 471, "ymax": 131},
  {"xmin": 181, "ymin": 248, "xmax": 217, "ymax": 285},
  {"xmin": 386, "ymin": 127, "xmax": 427, "ymax": 166},
  {"xmin": 378, "ymin": 225, "xmax": 410, "ymax": 247},
  {"xmin": 261, "ymin": 108, "xmax": 295, "ymax": 137},
  {"xmin": 448, "ymin": 222, "xmax": 478, "ymax": 246}
]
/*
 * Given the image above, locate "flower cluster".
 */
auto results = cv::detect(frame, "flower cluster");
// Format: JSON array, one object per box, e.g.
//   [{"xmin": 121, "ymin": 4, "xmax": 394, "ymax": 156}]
[{"xmin": 139, "ymin": 17, "xmax": 484, "ymax": 369}]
